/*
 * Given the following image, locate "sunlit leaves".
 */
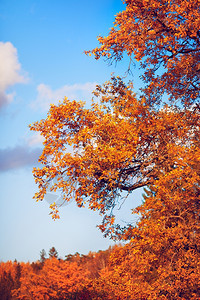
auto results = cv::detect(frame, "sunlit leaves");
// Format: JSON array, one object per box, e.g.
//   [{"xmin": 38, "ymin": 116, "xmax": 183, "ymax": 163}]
[
  {"xmin": 30, "ymin": 77, "xmax": 199, "ymax": 238},
  {"xmin": 87, "ymin": 0, "xmax": 200, "ymax": 106}
]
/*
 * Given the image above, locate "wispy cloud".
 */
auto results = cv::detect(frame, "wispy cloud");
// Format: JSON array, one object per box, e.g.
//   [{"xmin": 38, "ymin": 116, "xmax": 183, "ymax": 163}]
[
  {"xmin": 0, "ymin": 145, "xmax": 42, "ymax": 172},
  {"xmin": 0, "ymin": 42, "xmax": 28, "ymax": 109},
  {"xmin": 27, "ymin": 132, "xmax": 45, "ymax": 147},
  {"xmin": 31, "ymin": 82, "xmax": 97, "ymax": 111}
]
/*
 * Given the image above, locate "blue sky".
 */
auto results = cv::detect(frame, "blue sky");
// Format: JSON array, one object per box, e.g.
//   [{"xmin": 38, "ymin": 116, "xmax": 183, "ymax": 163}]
[{"xmin": 0, "ymin": 0, "xmax": 143, "ymax": 262}]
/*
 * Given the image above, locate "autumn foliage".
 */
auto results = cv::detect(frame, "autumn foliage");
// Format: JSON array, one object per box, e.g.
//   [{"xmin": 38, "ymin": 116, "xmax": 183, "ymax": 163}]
[
  {"xmin": 0, "ymin": 247, "xmax": 115, "ymax": 300},
  {"xmin": 30, "ymin": 77, "xmax": 199, "ymax": 239},
  {"xmin": 87, "ymin": 0, "xmax": 200, "ymax": 106},
  {"xmin": 28, "ymin": 0, "xmax": 200, "ymax": 298}
]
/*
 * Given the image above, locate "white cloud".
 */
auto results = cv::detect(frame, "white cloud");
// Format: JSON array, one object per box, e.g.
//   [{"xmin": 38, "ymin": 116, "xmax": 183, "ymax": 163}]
[
  {"xmin": 27, "ymin": 132, "xmax": 45, "ymax": 147},
  {"xmin": 0, "ymin": 42, "xmax": 28, "ymax": 109},
  {"xmin": 31, "ymin": 82, "xmax": 97, "ymax": 111}
]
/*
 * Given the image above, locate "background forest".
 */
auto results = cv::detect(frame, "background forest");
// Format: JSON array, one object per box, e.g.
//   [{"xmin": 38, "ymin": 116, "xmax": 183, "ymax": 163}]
[
  {"xmin": 1, "ymin": 0, "xmax": 199, "ymax": 299},
  {"xmin": 0, "ymin": 246, "xmax": 119, "ymax": 299}
]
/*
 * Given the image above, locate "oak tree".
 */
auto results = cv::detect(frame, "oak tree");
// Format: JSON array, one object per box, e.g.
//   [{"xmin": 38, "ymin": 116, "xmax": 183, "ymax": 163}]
[
  {"xmin": 30, "ymin": 77, "xmax": 199, "ymax": 236},
  {"xmin": 29, "ymin": 1, "xmax": 200, "ymax": 296}
]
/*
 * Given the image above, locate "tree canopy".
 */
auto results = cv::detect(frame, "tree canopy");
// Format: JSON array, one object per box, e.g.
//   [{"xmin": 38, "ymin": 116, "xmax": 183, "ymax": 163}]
[
  {"xmin": 30, "ymin": 75, "xmax": 199, "ymax": 236},
  {"xmin": 30, "ymin": 0, "xmax": 199, "ymax": 234},
  {"xmin": 87, "ymin": 0, "xmax": 200, "ymax": 107}
]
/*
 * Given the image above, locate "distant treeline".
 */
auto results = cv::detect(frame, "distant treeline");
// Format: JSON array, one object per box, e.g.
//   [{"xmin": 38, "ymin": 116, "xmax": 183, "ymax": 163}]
[
  {"xmin": 1, "ymin": 237, "xmax": 200, "ymax": 300},
  {"xmin": 0, "ymin": 245, "xmax": 118, "ymax": 300}
]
